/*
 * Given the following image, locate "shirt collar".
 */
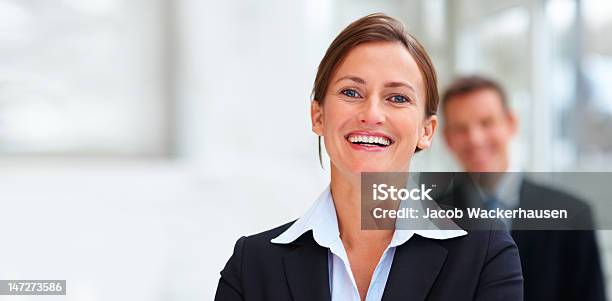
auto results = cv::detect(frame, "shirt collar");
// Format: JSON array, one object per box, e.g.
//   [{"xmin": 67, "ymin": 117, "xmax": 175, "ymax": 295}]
[
  {"xmin": 270, "ymin": 186, "xmax": 340, "ymax": 248},
  {"xmin": 472, "ymin": 170, "xmax": 524, "ymax": 209},
  {"xmin": 495, "ymin": 172, "xmax": 523, "ymax": 209},
  {"xmin": 271, "ymin": 185, "xmax": 467, "ymax": 247}
]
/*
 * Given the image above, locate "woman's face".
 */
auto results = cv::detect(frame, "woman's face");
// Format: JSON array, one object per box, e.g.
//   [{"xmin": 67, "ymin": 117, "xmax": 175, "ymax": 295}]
[{"xmin": 311, "ymin": 41, "xmax": 436, "ymax": 178}]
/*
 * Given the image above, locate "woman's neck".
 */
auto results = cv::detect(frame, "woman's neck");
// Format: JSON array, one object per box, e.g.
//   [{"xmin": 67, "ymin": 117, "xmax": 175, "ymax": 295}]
[{"xmin": 330, "ymin": 166, "xmax": 394, "ymax": 248}]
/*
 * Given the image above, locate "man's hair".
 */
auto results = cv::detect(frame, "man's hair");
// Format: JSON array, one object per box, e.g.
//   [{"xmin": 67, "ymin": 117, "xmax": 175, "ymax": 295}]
[{"xmin": 441, "ymin": 75, "xmax": 509, "ymax": 112}]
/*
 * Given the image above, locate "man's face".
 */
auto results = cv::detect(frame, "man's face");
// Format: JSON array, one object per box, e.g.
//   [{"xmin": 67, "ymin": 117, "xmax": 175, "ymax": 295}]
[{"xmin": 443, "ymin": 88, "xmax": 517, "ymax": 172}]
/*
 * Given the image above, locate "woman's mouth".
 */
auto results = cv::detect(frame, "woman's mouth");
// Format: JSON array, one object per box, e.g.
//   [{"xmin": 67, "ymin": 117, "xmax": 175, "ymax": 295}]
[{"xmin": 345, "ymin": 131, "xmax": 394, "ymax": 152}]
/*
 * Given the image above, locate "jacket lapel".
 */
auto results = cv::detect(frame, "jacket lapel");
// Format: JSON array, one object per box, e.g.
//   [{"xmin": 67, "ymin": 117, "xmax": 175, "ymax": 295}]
[
  {"xmin": 282, "ymin": 232, "xmax": 331, "ymax": 301},
  {"xmin": 382, "ymin": 235, "xmax": 448, "ymax": 301}
]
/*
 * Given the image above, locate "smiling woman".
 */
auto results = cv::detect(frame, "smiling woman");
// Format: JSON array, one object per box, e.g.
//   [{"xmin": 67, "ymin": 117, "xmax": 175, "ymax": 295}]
[
  {"xmin": 215, "ymin": 13, "xmax": 523, "ymax": 301},
  {"xmin": 312, "ymin": 18, "xmax": 439, "ymax": 166},
  {"xmin": 311, "ymin": 40, "xmax": 435, "ymax": 174}
]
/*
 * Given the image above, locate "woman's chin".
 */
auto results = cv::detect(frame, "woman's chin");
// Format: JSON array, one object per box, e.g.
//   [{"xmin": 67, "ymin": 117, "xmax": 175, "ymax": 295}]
[
  {"xmin": 348, "ymin": 163, "xmax": 397, "ymax": 174},
  {"xmin": 333, "ymin": 158, "xmax": 409, "ymax": 177}
]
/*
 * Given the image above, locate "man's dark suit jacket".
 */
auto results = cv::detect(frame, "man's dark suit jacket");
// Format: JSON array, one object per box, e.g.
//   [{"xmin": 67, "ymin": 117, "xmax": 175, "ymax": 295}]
[
  {"xmin": 434, "ymin": 174, "xmax": 606, "ymax": 301},
  {"xmin": 511, "ymin": 180, "xmax": 606, "ymax": 301},
  {"xmin": 215, "ymin": 221, "xmax": 523, "ymax": 301}
]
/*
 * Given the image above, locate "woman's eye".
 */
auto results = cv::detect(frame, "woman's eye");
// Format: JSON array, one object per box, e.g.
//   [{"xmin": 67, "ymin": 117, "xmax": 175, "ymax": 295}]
[
  {"xmin": 389, "ymin": 95, "xmax": 410, "ymax": 104},
  {"xmin": 341, "ymin": 89, "xmax": 361, "ymax": 98}
]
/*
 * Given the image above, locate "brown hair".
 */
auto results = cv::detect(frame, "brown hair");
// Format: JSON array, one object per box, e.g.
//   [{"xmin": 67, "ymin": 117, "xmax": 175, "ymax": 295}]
[
  {"xmin": 312, "ymin": 13, "xmax": 439, "ymax": 165},
  {"xmin": 442, "ymin": 75, "xmax": 509, "ymax": 112}
]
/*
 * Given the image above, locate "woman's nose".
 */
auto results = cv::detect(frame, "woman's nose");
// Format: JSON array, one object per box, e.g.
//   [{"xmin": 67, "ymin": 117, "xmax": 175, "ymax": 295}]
[{"xmin": 358, "ymin": 98, "xmax": 385, "ymax": 126}]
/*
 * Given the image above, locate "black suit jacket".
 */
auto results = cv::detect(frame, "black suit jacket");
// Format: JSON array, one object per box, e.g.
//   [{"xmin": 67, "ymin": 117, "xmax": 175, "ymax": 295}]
[
  {"xmin": 511, "ymin": 180, "xmax": 606, "ymax": 301},
  {"xmin": 432, "ymin": 174, "xmax": 606, "ymax": 301},
  {"xmin": 215, "ymin": 222, "xmax": 523, "ymax": 301}
]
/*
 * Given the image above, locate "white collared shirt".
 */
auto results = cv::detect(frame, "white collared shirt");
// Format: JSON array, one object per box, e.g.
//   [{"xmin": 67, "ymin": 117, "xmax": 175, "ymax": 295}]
[
  {"xmin": 473, "ymin": 172, "xmax": 523, "ymax": 210},
  {"xmin": 271, "ymin": 186, "xmax": 467, "ymax": 301}
]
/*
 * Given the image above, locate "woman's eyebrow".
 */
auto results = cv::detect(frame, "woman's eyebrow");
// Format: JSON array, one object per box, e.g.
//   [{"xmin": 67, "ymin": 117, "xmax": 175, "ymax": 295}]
[
  {"xmin": 334, "ymin": 76, "xmax": 416, "ymax": 93},
  {"xmin": 334, "ymin": 75, "xmax": 366, "ymax": 85},
  {"xmin": 384, "ymin": 81, "xmax": 416, "ymax": 93}
]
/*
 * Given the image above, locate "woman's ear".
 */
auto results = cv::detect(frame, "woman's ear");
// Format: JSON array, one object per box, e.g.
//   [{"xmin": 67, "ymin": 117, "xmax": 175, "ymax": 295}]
[
  {"xmin": 311, "ymin": 100, "xmax": 324, "ymax": 136},
  {"xmin": 417, "ymin": 115, "xmax": 437, "ymax": 150}
]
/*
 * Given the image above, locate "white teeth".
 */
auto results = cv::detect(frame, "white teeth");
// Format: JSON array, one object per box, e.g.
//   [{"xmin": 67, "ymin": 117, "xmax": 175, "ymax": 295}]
[{"xmin": 347, "ymin": 135, "xmax": 391, "ymax": 146}]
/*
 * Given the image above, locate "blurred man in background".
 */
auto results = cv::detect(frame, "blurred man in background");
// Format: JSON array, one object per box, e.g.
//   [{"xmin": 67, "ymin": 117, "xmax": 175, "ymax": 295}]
[{"xmin": 441, "ymin": 75, "xmax": 605, "ymax": 301}]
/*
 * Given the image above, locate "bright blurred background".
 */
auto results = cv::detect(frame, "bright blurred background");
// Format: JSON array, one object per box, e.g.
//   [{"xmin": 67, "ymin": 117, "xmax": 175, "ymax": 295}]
[{"xmin": 0, "ymin": 0, "xmax": 611, "ymax": 300}]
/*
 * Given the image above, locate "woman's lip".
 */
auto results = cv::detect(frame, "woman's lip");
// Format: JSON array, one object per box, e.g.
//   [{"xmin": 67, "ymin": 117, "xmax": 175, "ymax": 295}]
[
  {"xmin": 344, "ymin": 131, "xmax": 394, "ymax": 142},
  {"xmin": 344, "ymin": 130, "xmax": 394, "ymax": 152},
  {"xmin": 347, "ymin": 140, "xmax": 389, "ymax": 152}
]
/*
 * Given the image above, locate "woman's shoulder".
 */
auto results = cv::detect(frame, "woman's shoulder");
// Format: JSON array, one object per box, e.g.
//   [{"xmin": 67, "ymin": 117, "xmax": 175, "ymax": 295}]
[
  {"xmin": 438, "ymin": 218, "xmax": 516, "ymax": 251},
  {"xmin": 243, "ymin": 221, "xmax": 295, "ymax": 244},
  {"xmin": 430, "ymin": 225, "xmax": 519, "ymax": 274},
  {"xmin": 216, "ymin": 221, "xmax": 302, "ymax": 300},
  {"xmin": 229, "ymin": 220, "xmax": 299, "ymax": 256},
  {"xmin": 449, "ymin": 228, "xmax": 517, "ymax": 253}
]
